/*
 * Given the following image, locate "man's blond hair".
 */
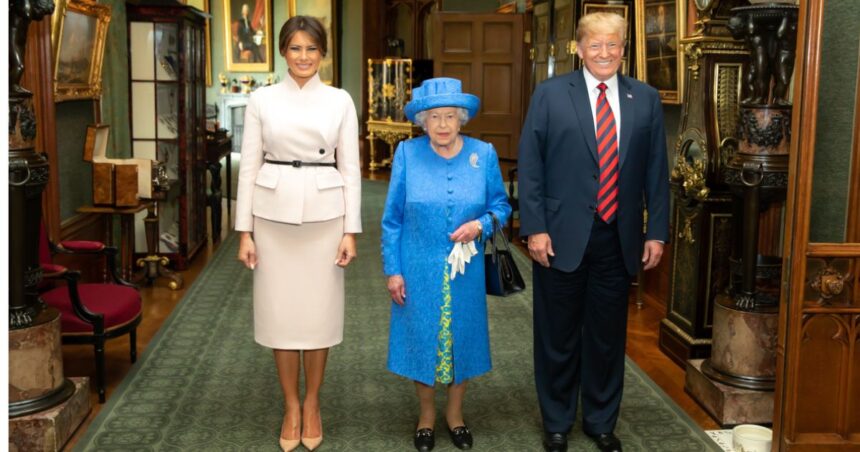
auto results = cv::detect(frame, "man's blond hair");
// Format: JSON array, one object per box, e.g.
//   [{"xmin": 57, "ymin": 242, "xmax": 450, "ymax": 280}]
[{"xmin": 576, "ymin": 12, "xmax": 627, "ymax": 43}]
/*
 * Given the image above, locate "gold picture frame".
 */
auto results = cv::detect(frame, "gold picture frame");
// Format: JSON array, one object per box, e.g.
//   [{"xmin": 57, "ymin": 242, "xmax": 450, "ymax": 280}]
[
  {"xmin": 288, "ymin": 0, "xmax": 338, "ymax": 86},
  {"xmin": 635, "ymin": 0, "xmax": 685, "ymax": 104},
  {"xmin": 51, "ymin": 0, "xmax": 111, "ymax": 102},
  {"xmin": 223, "ymin": 0, "xmax": 273, "ymax": 72}
]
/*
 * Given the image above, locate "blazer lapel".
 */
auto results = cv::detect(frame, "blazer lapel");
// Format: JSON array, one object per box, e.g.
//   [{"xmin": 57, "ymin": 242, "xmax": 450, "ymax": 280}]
[
  {"xmin": 618, "ymin": 75, "xmax": 634, "ymax": 169},
  {"xmin": 568, "ymin": 70, "xmax": 598, "ymax": 164}
]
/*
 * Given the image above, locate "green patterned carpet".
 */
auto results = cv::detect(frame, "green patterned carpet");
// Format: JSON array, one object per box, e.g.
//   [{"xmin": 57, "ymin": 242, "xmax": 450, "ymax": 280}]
[{"xmin": 74, "ymin": 180, "xmax": 719, "ymax": 451}]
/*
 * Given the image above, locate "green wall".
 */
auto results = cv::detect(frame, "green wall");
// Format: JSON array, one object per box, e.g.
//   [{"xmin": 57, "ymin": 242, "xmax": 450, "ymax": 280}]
[{"xmin": 809, "ymin": 0, "xmax": 860, "ymax": 243}]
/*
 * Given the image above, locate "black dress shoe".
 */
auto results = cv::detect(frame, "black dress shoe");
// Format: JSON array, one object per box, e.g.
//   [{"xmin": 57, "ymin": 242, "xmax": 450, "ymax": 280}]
[
  {"xmin": 414, "ymin": 428, "xmax": 435, "ymax": 452},
  {"xmin": 448, "ymin": 425, "xmax": 473, "ymax": 450},
  {"xmin": 588, "ymin": 432, "xmax": 622, "ymax": 452},
  {"xmin": 542, "ymin": 432, "xmax": 568, "ymax": 452}
]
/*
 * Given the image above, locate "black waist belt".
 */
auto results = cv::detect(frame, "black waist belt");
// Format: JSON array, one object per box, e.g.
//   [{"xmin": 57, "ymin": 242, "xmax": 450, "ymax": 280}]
[{"xmin": 265, "ymin": 159, "xmax": 336, "ymax": 168}]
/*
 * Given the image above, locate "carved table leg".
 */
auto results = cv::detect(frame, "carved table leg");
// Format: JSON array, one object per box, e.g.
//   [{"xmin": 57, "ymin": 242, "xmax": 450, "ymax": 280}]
[{"xmin": 132, "ymin": 203, "xmax": 184, "ymax": 290}]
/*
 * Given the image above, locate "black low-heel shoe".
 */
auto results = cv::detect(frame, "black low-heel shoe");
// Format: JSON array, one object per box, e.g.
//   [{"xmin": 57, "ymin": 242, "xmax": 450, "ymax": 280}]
[
  {"xmin": 448, "ymin": 425, "xmax": 473, "ymax": 450},
  {"xmin": 414, "ymin": 428, "xmax": 435, "ymax": 452}
]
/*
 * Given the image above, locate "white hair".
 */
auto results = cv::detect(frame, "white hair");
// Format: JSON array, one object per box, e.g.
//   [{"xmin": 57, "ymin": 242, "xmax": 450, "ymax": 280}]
[{"xmin": 414, "ymin": 107, "xmax": 470, "ymax": 129}]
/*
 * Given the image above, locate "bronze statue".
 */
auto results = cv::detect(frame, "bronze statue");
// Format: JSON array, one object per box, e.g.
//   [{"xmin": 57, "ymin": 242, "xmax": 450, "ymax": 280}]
[
  {"xmin": 9, "ymin": 0, "xmax": 55, "ymax": 97},
  {"xmin": 728, "ymin": 6, "xmax": 798, "ymax": 107},
  {"xmin": 773, "ymin": 14, "xmax": 797, "ymax": 106}
]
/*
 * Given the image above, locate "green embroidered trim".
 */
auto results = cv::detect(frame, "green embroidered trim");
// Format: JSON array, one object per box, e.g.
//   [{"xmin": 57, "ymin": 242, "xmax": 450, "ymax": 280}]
[{"xmin": 435, "ymin": 267, "xmax": 454, "ymax": 384}]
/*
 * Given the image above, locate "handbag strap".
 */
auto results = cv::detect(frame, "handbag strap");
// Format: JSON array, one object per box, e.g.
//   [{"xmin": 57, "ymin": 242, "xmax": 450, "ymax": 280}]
[{"xmin": 487, "ymin": 212, "xmax": 512, "ymax": 254}]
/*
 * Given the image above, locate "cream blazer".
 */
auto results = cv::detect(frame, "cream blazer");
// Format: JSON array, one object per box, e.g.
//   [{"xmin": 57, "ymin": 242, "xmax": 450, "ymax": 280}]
[{"xmin": 234, "ymin": 74, "xmax": 362, "ymax": 233}]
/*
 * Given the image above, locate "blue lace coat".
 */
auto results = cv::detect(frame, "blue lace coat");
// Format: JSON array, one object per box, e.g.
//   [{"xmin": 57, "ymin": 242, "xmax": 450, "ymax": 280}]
[{"xmin": 382, "ymin": 135, "xmax": 511, "ymax": 385}]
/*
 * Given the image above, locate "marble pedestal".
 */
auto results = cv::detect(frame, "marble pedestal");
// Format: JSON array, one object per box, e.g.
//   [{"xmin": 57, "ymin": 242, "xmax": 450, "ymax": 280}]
[
  {"xmin": 686, "ymin": 359, "xmax": 773, "ymax": 426},
  {"xmin": 8, "ymin": 377, "xmax": 92, "ymax": 452}
]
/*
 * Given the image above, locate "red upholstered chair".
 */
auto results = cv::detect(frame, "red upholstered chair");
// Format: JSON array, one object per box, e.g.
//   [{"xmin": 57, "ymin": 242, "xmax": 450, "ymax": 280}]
[{"xmin": 38, "ymin": 226, "xmax": 142, "ymax": 403}]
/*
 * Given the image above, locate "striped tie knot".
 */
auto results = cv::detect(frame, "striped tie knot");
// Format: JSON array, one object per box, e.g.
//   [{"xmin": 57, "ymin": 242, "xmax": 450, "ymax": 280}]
[{"xmin": 595, "ymin": 82, "xmax": 618, "ymax": 223}]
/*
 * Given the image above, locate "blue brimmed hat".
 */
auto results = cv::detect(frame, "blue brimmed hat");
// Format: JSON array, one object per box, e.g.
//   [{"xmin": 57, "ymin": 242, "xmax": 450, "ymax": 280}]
[{"xmin": 404, "ymin": 78, "xmax": 480, "ymax": 122}]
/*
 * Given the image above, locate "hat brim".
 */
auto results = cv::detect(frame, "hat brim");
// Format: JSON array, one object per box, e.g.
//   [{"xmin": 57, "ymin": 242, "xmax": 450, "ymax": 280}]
[{"xmin": 405, "ymin": 93, "xmax": 480, "ymax": 122}]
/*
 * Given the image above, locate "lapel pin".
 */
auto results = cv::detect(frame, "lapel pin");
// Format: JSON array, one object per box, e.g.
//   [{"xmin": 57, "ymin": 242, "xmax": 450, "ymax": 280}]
[{"xmin": 627, "ymin": 93, "xmax": 633, "ymax": 99}]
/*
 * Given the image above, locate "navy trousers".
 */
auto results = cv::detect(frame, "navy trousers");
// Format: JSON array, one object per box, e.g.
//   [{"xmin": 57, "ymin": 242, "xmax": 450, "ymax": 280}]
[{"xmin": 533, "ymin": 218, "xmax": 633, "ymax": 435}]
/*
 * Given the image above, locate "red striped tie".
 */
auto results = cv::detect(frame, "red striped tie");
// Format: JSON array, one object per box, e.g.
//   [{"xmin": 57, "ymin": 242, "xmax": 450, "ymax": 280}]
[{"xmin": 596, "ymin": 82, "xmax": 618, "ymax": 223}]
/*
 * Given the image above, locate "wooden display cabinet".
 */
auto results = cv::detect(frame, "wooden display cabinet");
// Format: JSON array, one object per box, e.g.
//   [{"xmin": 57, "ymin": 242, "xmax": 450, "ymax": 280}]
[{"xmin": 127, "ymin": 0, "xmax": 207, "ymax": 270}]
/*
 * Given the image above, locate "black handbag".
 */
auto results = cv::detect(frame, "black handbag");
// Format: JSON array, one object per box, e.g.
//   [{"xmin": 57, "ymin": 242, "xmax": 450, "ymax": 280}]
[{"xmin": 485, "ymin": 213, "xmax": 526, "ymax": 296}]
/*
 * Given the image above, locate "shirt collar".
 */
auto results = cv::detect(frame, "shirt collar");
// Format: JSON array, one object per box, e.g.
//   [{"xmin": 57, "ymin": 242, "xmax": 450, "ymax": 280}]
[
  {"xmin": 583, "ymin": 68, "xmax": 618, "ymax": 95},
  {"xmin": 283, "ymin": 71, "xmax": 323, "ymax": 91}
]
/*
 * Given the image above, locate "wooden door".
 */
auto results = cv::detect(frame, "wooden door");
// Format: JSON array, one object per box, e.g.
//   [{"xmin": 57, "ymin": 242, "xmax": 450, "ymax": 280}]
[
  {"xmin": 551, "ymin": 0, "xmax": 575, "ymax": 76},
  {"xmin": 433, "ymin": 12, "xmax": 524, "ymax": 162},
  {"xmin": 774, "ymin": 1, "xmax": 860, "ymax": 450}
]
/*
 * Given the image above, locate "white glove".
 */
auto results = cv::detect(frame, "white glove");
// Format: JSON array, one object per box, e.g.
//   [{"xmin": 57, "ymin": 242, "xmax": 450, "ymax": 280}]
[{"xmin": 447, "ymin": 241, "xmax": 479, "ymax": 280}]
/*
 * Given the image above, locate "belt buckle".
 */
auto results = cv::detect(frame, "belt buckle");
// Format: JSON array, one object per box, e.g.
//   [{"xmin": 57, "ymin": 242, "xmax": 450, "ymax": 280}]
[{"xmin": 291, "ymin": 161, "xmax": 302, "ymax": 168}]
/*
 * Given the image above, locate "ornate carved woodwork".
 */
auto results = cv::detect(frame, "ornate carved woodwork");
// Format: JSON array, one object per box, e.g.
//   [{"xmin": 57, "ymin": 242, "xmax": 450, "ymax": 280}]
[{"xmin": 659, "ymin": 0, "xmax": 747, "ymax": 366}]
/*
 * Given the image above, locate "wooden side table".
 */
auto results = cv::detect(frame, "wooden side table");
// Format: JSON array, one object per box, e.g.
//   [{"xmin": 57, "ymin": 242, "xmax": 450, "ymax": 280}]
[
  {"xmin": 77, "ymin": 202, "xmax": 153, "ymax": 281},
  {"xmin": 77, "ymin": 201, "xmax": 183, "ymax": 290}
]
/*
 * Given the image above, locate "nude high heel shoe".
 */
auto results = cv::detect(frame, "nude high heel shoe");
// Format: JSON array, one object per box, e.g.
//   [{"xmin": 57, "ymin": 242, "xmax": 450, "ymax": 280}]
[
  {"xmin": 279, "ymin": 410, "xmax": 301, "ymax": 452},
  {"xmin": 301, "ymin": 410, "xmax": 323, "ymax": 451}
]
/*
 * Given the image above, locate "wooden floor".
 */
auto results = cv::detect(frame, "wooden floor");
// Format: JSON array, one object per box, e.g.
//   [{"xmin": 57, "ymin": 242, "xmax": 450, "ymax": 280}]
[{"xmin": 62, "ymin": 175, "xmax": 718, "ymax": 450}]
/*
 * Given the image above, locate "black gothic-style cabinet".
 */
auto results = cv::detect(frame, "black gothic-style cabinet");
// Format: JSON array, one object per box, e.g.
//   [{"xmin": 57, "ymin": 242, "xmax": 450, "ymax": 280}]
[
  {"xmin": 658, "ymin": 0, "xmax": 747, "ymax": 366},
  {"xmin": 127, "ymin": 0, "xmax": 207, "ymax": 270}
]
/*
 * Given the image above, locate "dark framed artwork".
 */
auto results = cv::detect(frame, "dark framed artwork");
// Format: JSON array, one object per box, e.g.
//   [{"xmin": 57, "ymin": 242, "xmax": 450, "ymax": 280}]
[
  {"xmin": 51, "ymin": 0, "xmax": 112, "ymax": 101},
  {"xmin": 288, "ymin": 0, "xmax": 338, "ymax": 86},
  {"xmin": 635, "ymin": 0, "xmax": 685, "ymax": 104},
  {"xmin": 223, "ymin": 0, "xmax": 273, "ymax": 72},
  {"xmin": 579, "ymin": 3, "xmax": 632, "ymax": 76}
]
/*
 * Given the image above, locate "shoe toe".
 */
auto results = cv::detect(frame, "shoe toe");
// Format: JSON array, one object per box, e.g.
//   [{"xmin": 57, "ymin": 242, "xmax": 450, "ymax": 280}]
[
  {"xmin": 448, "ymin": 425, "xmax": 473, "ymax": 450},
  {"xmin": 414, "ymin": 428, "xmax": 435, "ymax": 451}
]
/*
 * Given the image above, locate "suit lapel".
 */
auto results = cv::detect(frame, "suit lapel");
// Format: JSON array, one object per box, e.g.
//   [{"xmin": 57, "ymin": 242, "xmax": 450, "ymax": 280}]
[
  {"xmin": 618, "ymin": 75, "xmax": 634, "ymax": 170},
  {"xmin": 568, "ymin": 70, "xmax": 599, "ymax": 164}
]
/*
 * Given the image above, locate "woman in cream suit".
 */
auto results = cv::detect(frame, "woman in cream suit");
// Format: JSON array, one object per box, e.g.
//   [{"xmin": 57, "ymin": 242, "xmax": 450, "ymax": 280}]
[{"xmin": 235, "ymin": 16, "xmax": 361, "ymax": 452}]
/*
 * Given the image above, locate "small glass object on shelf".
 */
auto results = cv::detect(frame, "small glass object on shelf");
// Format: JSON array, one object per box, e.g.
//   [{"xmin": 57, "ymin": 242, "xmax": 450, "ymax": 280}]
[{"xmin": 366, "ymin": 58, "xmax": 416, "ymax": 171}]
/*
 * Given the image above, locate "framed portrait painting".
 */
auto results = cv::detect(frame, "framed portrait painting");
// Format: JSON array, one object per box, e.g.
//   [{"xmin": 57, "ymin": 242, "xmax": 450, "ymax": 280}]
[
  {"xmin": 223, "ymin": 0, "xmax": 273, "ymax": 72},
  {"xmin": 288, "ymin": 0, "xmax": 338, "ymax": 86},
  {"xmin": 51, "ymin": 0, "xmax": 112, "ymax": 102},
  {"xmin": 635, "ymin": 0, "xmax": 685, "ymax": 104}
]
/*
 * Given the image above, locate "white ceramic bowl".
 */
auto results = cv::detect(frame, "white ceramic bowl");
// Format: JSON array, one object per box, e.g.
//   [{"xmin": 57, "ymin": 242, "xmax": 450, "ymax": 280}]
[{"xmin": 732, "ymin": 424, "xmax": 773, "ymax": 452}]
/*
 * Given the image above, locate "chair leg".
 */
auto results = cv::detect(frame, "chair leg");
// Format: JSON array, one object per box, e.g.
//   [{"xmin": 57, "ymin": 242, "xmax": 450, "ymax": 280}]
[
  {"xmin": 130, "ymin": 328, "xmax": 138, "ymax": 363},
  {"xmin": 94, "ymin": 337, "xmax": 106, "ymax": 403}
]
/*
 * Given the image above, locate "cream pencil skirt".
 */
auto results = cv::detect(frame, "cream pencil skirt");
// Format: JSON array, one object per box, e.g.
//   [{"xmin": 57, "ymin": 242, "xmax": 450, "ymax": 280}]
[{"xmin": 252, "ymin": 216, "xmax": 344, "ymax": 350}]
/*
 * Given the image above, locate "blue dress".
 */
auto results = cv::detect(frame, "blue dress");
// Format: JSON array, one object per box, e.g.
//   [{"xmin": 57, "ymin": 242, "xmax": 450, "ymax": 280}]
[{"xmin": 382, "ymin": 135, "xmax": 512, "ymax": 386}]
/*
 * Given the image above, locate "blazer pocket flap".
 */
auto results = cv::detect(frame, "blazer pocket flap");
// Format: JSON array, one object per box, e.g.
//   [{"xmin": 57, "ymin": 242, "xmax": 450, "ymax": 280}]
[
  {"xmin": 544, "ymin": 197, "xmax": 561, "ymax": 212},
  {"xmin": 255, "ymin": 164, "xmax": 279, "ymax": 189},
  {"xmin": 316, "ymin": 171, "xmax": 345, "ymax": 190}
]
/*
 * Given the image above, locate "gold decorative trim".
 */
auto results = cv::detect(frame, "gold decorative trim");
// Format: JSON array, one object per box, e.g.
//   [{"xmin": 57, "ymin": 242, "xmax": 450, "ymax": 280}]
[
  {"xmin": 660, "ymin": 318, "xmax": 713, "ymax": 345},
  {"xmin": 684, "ymin": 42, "xmax": 703, "ymax": 81}
]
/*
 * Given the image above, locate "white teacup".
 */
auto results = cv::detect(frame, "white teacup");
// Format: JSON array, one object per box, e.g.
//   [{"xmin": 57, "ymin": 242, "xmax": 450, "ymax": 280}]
[{"xmin": 732, "ymin": 424, "xmax": 772, "ymax": 452}]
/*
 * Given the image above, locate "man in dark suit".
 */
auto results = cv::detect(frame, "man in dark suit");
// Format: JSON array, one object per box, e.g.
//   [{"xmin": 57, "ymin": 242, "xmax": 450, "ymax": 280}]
[{"xmin": 517, "ymin": 12, "xmax": 670, "ymax": 452}]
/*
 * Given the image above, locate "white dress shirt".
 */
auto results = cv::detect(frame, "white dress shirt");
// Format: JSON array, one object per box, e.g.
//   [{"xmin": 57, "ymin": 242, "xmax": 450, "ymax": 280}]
[{"xmin": 583, "ymin": 68, "xmax": 621, "ymax": 142}]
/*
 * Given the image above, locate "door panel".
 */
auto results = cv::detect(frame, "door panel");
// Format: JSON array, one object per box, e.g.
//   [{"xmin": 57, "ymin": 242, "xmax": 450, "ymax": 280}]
[
  {"xmin": 434, "ymin": 12, "xmax": 524, "ymax": 161},
  {"xmin": 775, "ymin": 1, "xmax": 860, "ymax": 450}
]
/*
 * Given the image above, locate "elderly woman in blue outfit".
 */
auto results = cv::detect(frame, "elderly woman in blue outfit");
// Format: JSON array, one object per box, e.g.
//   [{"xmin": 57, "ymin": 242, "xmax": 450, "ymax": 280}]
[{"xmin": 382, "ymin": 78, "xmax": 511, "ymax": 452}]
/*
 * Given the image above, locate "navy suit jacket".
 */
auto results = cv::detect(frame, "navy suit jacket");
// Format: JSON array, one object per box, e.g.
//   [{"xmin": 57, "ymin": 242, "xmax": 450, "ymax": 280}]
[{"xmin": 517, "ymin": 69, "xmax": 670, "ymax": 275}]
